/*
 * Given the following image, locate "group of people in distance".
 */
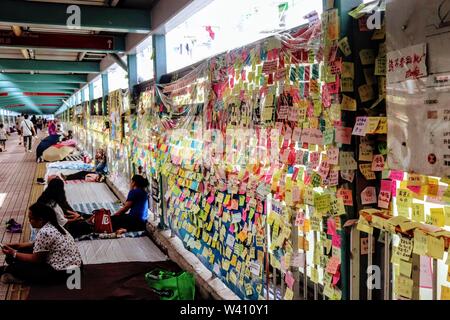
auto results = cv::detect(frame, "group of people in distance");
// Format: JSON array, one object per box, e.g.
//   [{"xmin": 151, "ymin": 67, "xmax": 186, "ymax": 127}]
[{"xmin": 0, "ymin": 114, "xmax": 59, "ymax": 153}]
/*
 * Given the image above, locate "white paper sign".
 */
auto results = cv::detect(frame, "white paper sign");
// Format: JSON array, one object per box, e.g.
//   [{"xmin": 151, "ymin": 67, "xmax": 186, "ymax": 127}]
[{"xmin": 387, "ymin": 43, "xmax": 427, "ymax": 84}]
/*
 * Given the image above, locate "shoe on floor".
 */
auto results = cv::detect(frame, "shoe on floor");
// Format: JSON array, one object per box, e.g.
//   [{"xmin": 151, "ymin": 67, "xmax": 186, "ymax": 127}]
[{"xmin": 1, "ymin": 273, "xmax": 25, "ymax": 284}]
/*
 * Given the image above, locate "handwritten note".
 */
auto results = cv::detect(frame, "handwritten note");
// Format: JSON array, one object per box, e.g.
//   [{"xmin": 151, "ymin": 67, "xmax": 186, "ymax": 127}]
[
  {"xmin": 352, "ymin": 117, "xmax": 369, "ymax": 136},
  {"xmin": 340, "ymin": 152, "xmax": 358, "ymax": 170},
  {"xmin": 427, "ymin": 235, "xmax": 444, "ymax": 260},
  {"xmin": 341, "ymin": 95, "xmax": 357, "ymax": 111},
  {"xmin": 361, "ymin": 186, "xmax": 377, "ymax": 205},
  {"xmin": 371, "ymin": 154, "xmax": 385, "ymax": 171},
  {"xmin": 387, "ymin": 43, "xmax": 428, "ymax": 84},
  {"xmin": 359, "ymin": 143, "xmax": 374, "ymax": 162},
  {"xmin": 359, "ymin": 49, "xmax": 376, "ymax": 65}
]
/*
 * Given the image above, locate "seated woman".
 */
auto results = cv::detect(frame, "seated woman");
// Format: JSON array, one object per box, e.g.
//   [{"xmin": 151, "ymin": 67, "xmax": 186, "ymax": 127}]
[
  {"xmin": 37, "ymin": 177, "xmax": 93, "ymax": 239},
  {"xmin": 0, "ymin": 202, "xmax": 82, "ymax": 284},
  {"xmin": 111, "ymin": 175, "xmax": 149, "ymax": 234},
  {"xmin": 61, "ymin": 148, "xmax": 107, "ymax": 182}
]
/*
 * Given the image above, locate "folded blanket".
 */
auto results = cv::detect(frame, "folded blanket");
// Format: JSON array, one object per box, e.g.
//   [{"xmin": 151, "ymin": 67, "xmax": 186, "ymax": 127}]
[
  {"xmin": 43, "ymin": 146, "xmax": 75, "ymax": 162},
  {"xmin": 47, "ymin": 161, "xmax": 94, "ymax": 171}
]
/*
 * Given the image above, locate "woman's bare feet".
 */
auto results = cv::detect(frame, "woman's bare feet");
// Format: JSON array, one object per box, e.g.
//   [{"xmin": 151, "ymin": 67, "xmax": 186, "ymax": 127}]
[{"xmin": 116, "ymin": 228, "xmax": 128, "ymax": 235}]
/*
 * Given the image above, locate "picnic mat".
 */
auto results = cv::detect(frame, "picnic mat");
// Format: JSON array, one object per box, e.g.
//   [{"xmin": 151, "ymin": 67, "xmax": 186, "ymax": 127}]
[
  {"xmin": 65, "ymin": 183, "xmax": 118, "ymax": 205},
  {"xmin": 27, "ymin": 261, "xmax": 181, "ymax": 300},
  {"xmin": 77, "ymin": 237, "xmax": 168, "ymax": 265}
]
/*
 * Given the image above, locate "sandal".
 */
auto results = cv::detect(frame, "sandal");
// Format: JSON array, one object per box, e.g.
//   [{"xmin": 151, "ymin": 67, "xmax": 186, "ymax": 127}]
[{"xmin": 6, "ymin": 219, "xmax": 22, "ymax": 233}]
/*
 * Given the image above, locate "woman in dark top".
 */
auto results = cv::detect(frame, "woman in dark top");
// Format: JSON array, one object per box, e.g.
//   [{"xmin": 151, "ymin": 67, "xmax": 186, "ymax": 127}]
[
  {"xmin": 111, "ymin": 175, "xmax": 149, "ymax": 234},
  {"xmin": 37, "ymin": 178, "xmax": 93, "ymax": 238}
]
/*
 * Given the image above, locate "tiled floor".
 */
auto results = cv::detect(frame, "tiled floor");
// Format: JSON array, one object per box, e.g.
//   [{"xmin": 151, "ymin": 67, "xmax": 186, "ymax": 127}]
[{"xmin": 0, "ymin": 131, "xmax": 44, "ymax": 300}]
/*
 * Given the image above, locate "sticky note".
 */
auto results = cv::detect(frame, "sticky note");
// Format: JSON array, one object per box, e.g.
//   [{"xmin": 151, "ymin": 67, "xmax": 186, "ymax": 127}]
[
  {"xmin": 358, "ymin": 84, "xmax": 375, "ymax": 102},
  {"xmin": 441, "ymin": 285, "xmax": 450, "ymax": 300},
  {"xmin": 359, "ymin": 49, "xmax": 376, "ymax": 65},
  {"xmin": 427, "ymin": 236, "xmax": 444, "ymax": 260},
  {"xmin": 412, "ymin": 229, "xmax": 428, "ymax": 255},
  {"xmin": 396, "ymin": 275, "xmax": 413, "ymax": 299},
  {"xmin": 399, "ymin": 260, "xmax": 412, "ymax": 277},
  {"xmin": 338, "ymin": 37, "xmax": 351, "ymax": 56},
  {"xmin": 359, "ymin": 143, "xmax": 374, "ymax": 162},
  {"xmin": 430, "ymin": 208, "xmax": 445, "ymax": 227},
  {"xmin": 396, "ymin": 237, "xmax": 413, "ymax": 261},
  {"xmin": 360, "ymin": 163, "xmax": 376, "ymax": 180},
  {"xmin": 353, "ymin": 117, "xmax": 369, "ymax": 136},
  {"xmin": 411, "ymin": 204, "xmax": 425, "ymax": 222},
  {"xmin": 341, "ymin": 95, "xmax": 357, "ymax": 111}
]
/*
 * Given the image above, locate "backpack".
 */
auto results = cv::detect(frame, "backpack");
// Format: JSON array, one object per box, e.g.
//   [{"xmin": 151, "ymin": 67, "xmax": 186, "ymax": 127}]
[{"xmin": 89, "ymin": 209, "xmax": 113, "ymax": 233}]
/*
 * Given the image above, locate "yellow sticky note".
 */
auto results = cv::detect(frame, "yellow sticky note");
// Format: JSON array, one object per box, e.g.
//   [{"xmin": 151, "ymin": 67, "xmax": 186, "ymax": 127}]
[
  {"xmin": 441, "ymin": 285, "xmax": 450, "ymax": 300},
  {"xmin": 413, "ymin": 229, "xmax": 428, "ymax": 255},
  {"xmin": 397, "ymin": 189, "xmax": 412, "ymax": 208},
  {"xmin": 444, "ymin": 207, "xmax": 450, "ymax": 226},
  {"xmin": 411, "ymin": 204, "xmax": 425, "ymax": 222},
  {"xmin": 310, "ymin": 267, "xmax": 319, "ymax": 283},
  {"xmin": 341, "ymin": 95, "xmax": 357, "ymax": 111},
  {"xmin": 430, "ymin": 208, "xmax": 445, "ymax": 227},
  {"xmin": 396, "ymin": 276, "xmax": 413, "ymax": 299},
  {"xmin": 284, "ymin": 288, "xmax": 294, "ymax": 300},
  {"xmin": 366, "ymin": 117, "xmax": 380, "ymax": 134},
  {"xmin": 400, "ymin": 260, "xmax": 412, "ymax": 277},
  {"xmin": 427, "ymin": 236, "xmax": 444, "ymax": 260}
]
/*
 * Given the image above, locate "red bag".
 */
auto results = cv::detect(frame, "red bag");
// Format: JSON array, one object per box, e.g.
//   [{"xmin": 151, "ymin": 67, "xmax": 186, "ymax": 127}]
[{"xmin": 90, "ymin": 209, "xmax": 113, "ymax": 233}]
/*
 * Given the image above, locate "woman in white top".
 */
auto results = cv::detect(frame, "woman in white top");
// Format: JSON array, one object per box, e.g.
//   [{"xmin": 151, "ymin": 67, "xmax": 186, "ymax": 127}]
[{"xmin": 0, "ymin": 202, "xmax": 82, "ymax": 284}]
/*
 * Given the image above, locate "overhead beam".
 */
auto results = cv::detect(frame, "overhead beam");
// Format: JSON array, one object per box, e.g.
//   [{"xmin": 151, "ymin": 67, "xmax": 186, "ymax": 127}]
[
  {"xmin": 0, "ymin": 88, "xmax": 73, "ymax": 94},
  {"xmin": 0, "ymin": 0, "xmax": 151, "ymax": 33},
  {"xmin": 0, "ymin": 73, "xmax": 87, "ymax": 83},
  {"xmin": 0, "ymin": 31, "xmax": 126, "ymax": 53},
  {"xmin": 0, "ymin": 82, "xmax": 80, "ymax": 90},
  {"xmin": 0, "ymin": 92, "xmax": 70, "ymax": 97},
  {"xmin": 0, "ymin": 59, "xmax": 100, "ymax": 73}
]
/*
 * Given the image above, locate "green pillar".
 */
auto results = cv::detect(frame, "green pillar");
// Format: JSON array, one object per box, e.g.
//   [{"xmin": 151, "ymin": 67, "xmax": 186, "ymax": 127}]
[
  {"xmin": 152, "ymin": 34, "xmax": 167, "ymax": 83},
  {"xmin": 127, "ymin": 53, "xmax": 138, "ymax": 91},
  {"xmin": 102, "ymin": 73, "xmax": 109, "ymax": 115}
]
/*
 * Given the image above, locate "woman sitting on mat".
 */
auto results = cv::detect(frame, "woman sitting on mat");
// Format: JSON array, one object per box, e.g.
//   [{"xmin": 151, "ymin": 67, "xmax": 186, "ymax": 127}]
[
  {"xmin": 61, "ymin": 148, "xmax": 108, "ymax": 182},
  {"xmin": 0, "ymin": 202, "xmax": 82, "ymax": 284},
  {"xmin": 112, "ymin": 175, "xmax": 149, "ymax": 234},
  {"xmin": 37, "ymin": 177, "xmax": 93, "ymax": 238}
]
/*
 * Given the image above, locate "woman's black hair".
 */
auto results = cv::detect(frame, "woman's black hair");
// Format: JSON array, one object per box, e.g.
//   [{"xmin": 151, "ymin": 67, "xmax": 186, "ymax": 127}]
[
  {"xmin": 38, "ymin": 178, "xmax": 74, "ymax": 213},
  {"xmin": 29, "ymin": 202, "xmax": 67, "ymax": 235},
  {"xmin": 131, "ymin": 174, "xmax": 149, "ymax": 190}
]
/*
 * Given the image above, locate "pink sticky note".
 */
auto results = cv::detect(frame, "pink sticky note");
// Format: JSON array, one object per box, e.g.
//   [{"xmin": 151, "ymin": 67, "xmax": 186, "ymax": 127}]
[
  {"xmin": 389, "ymin": 170, "xmax": 404, "ymax": 181},
  {"xmin": 332, "ymin": 234, "xmax": 341, "ymax": 248},
  {"xmin": 332, "ymin": 271, "xmax": 341, "ymax": 286},
  {"xmin": 285, "ymin": 271, "xmax": 295, "ymax": 289},
  {"xmin": 229, "ymin": 223, "xmax": 235, "ymax": 233},
  {"xmin": 407, "ymin": 186, "xmax": 421, "ymax": 194},
  {"xmin": 327, "ymin": 218, "xmax": 337, "ymax": 236},
  {"xmin": 207, "ymin": 195, "xmax": 215, "ymax": 204},
  {"xmin": 380, "ymin": 180, "xmax": 392, "ymax": 192},
  {"xmin": 335, "ymin": 127, "xmax": 352, "ymax": 144}
]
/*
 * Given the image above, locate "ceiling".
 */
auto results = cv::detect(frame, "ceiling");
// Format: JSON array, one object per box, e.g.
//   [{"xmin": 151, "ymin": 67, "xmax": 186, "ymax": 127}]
[{"xmin": 0, "ymin": 0, "xmax": 156, "ymax": 114}]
